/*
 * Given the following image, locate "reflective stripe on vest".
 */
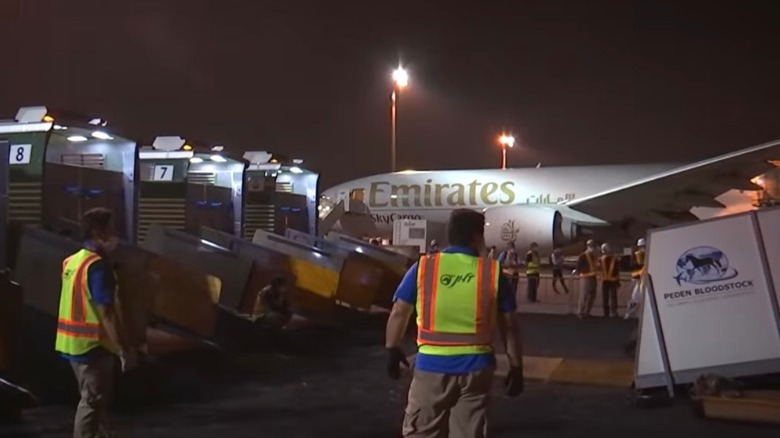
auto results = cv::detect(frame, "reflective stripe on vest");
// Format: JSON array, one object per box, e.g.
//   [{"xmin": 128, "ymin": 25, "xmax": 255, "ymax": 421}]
[
  {"xmin": 580, "ymin": 252, "xmax": 597, "ymax": 277},
  {"xmin": 631, "ymin": 250, "xmax": 645, "ymax": 279},
  {"xmin": 600, "ymin": 255, "xmax": 618, "ymax": 281},
  {"xmin": 55, "ymin": 249, "xmax": 115, "ymax": 356},
  {"xmin": 526, "ymin": 251, "xmax": 540, "ymax": 275},
  {"xmin": 416, "ymin": 253, "xmax": 498, "ymax": 350}
]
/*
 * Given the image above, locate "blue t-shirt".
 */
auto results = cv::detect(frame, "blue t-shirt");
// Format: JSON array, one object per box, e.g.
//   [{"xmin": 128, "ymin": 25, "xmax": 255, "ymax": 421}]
[
  {"xmin": 62, "ymin": 243, "xmax": 116, "ymax": 363},
  {"xmin": 394, "ymin": 246, "xmax": 517, "ymax": 374}
]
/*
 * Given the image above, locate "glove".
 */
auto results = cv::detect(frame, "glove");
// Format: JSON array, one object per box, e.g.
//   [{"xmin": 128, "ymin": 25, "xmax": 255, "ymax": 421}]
[
  {"xmin": 386, "ymin": 347, "xmax": 410, "ymax": 380},
  {"xmin": 119, "ymin": 348, "xmax": 139, "ymax": 373},
  {"xmin": 505, "ymin": 366, "xmax": 525, "ymax": 397}
]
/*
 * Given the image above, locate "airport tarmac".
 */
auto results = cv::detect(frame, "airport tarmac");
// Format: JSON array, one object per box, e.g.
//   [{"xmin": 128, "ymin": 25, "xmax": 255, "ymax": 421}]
[{"xmin": 4, "ymin": 314, "xmax": 778, "ymax": 438}]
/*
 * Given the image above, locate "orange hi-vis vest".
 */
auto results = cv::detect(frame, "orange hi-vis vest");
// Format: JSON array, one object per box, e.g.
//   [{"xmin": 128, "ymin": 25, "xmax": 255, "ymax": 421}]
[
  {"xmin": 579, "ymin": 251, "xmax": 598, "ymax": 278},
  {"xmin": 600, "ymin": 254, "xmax": 619, "ymax": 282},
  {"xmin": 55, "ymin": 248, "xmax": 118, "ymax": 356},
  {"xmin": 631, "ymin": 249, "xmax": 646, "ymax": 279},
  {"xmin": 415, "ymin": 252, "xmax": 499, "ymax": 356}
]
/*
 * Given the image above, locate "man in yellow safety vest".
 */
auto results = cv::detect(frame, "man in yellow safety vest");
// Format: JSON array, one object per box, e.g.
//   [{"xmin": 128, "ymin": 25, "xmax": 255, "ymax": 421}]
[
  {"xmin": 599, "ymin": 243, "xmax": 620, "ymax": 318},
  {"xmin": 624, "ymin": 237, "xmax": 646, "ymax": 320},
  {"xmin": 525, "ymin": 242, "xmax": 541, "ymax": 303},
  {"xmin": 385, "ymin": 209, "xmax": 524, "ymax": 438},
  {"xmin": 55, "ymin": 208, "xmax": 137, "ymax": 438},
  {"xmin": 575, "ymin": 239, "xmax": 599, "ymax": 318}
]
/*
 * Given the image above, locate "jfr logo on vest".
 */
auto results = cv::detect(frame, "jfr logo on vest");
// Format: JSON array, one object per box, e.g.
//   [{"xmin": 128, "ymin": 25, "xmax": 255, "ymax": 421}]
[{"xmin": 440, "ymin": 273, "xmax": 475, "ymax": 288}]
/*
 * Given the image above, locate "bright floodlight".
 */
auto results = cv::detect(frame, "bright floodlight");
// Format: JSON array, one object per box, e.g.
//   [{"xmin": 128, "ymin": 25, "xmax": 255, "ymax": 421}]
[
  {"xmin": 67, "ymin": 135, "xmax": 88, "ymax": 142},
  {"xmin": 499, "ymin": 134, "xmax": 515, "ymax": 148},
  {"xmin": 210, "ymin": 154, "xmax": 227, "ymax": 163},
  {"xmin": 392, "ymin": 67, "xmax": 409, "ymax": 88},
  {"xmin": 190, "ymin": 157, "xmax": 204, "ymax": 164}
]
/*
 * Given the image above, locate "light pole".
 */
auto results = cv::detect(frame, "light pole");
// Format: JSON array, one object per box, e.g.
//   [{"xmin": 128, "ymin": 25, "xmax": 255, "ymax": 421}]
[
  {"xmin": 391, "ymin": 66, "xmax": 409, "ymax": 173},
  {"xmin": 498, "ymin": 134, "xmax": 515, "ymax": 169}
]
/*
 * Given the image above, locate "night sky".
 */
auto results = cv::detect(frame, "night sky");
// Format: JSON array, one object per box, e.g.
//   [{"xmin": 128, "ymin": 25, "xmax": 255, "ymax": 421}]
[{"xmin": 1, "ymin": 1, "xmax": 779, "ymax": 187}]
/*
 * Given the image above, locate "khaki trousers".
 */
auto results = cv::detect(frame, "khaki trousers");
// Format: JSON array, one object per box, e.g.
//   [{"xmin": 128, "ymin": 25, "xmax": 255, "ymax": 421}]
[
  {"xmin": 402, "ymin": 367, "xmax": 495, "ymax": 438},
  {"xmin": 577, "ymin": 277, "xmax": 597, "ymax": 317},
  {"xmin": 70, "ymin": 355, "xmax": 114, "ymax": 438}
]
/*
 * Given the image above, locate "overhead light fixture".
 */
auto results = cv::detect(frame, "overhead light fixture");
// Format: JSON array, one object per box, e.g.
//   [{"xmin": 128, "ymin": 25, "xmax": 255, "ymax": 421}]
[
  {"xmin": 293, "ymin": 158, "xmax": 304, "ymax": 164},
  {"xmin": 211, "ymin": 145, "xmax": 224, "ymax": 152},
  {"xmin": 67, "ymin": 135, "xmax": 88, "ymax": 142},
  {"xmin": 91, "ymin": 131, "xmax": 113, "ymax": 140},
  {"xmin": 53, "ymin": 124, "xmax": 67, "ymax": 130},
  {"xmin": 152, "ymin": 136, "xmax": 186, "ymax": 151},
  {"xmin": 190, "ymin": 157, "xmax": 203, "ymax": 164},
  {"xmin": 210, "ymin": 155, "xmax": 227, "ymax": 163},
  {"xmin": 290, "ymin": 166, "xmax": 303, "ymax": 174},
  {"xmin": 88, "ymin": 118, "xmax": 107, "ymax": 126}
]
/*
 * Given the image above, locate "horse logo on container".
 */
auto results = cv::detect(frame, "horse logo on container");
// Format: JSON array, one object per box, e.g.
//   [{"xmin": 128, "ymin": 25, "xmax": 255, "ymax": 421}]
[{"xmin": 673, "ymin": 246, "xmax": 738, "ymax": 286}]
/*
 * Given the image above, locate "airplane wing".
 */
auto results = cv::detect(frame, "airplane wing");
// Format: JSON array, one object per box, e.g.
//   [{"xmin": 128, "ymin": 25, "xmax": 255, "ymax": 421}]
[{"xmin": 563, "ymin": 139, "xmax": 780, "ymax": 228}]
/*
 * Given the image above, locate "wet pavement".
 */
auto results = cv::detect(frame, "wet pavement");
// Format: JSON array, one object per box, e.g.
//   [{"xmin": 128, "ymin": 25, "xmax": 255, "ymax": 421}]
[{"xmin": 3, "ymin": 314, "xmax": 779, "ymax": 437}]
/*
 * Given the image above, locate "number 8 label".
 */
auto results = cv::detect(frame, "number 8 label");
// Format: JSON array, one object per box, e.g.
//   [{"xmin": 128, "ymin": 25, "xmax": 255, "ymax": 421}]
[{"xmin": 9, "ymin": 144, "xmax": 32, "ymax": 165}]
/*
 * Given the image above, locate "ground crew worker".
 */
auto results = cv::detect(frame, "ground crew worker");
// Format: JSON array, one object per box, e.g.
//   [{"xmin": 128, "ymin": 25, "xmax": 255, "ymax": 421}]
[
  {"xmin": 550, "ymin": 245, "xmax": 569, "ymax": 294},
  {"xmin": 385, "ymin": 209, "xmax": 524, "ymax": 438},
  {"xmin": 624, "ymin": 238, "xmax": 646, "ymax": 320},
  {"xmin": 599, "ymin": 243, "xmax": 620, "ymax": 318},
  {"xmin": 574, "ymin": 239, "xmax": 599, "ymax": 318},
  {"xmin": 55, "ymin": 207, "xmax": 137, "ymax": 438},
  {"xmin": 498, "ymin": 241, "xmax": 520, "ymax": 295},
  {"xmin": 624, "ymin": 238, "xmax": 647, "ymax": 352},
  {"xmin": 252, "ymin": 275, "xmax": 292, "ymax": 330},
  {"xmin": 525, "ymin": 242, "xmax": 541, "ymax": 303}
]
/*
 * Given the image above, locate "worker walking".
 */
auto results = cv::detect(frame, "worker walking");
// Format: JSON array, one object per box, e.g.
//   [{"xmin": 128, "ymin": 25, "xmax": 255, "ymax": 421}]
[
  {"xmin": 624, "ymin": 238, "xmax": 646, "ymax": 320},
  {"xmin": 55, "ymin": 208, "xmax": 137, "ymax": 438},
  {"xmin": 498, "ymin": 241, "xmax": 520, "ymax": 296},
  {"xmin": 549, "ymin": 245, "xmax": 569, "ymax": 294},
  {"xmin": 599, "ymin": 243, "xmax": 620, "ymax": 318},
  {"xmin": 575, "ymin": 239, "xmax": 599, "ymax": 318},
  {"xmin": 385, "ymin": 209, "xmax": 525, "ymax": 438},
  {"xmin": 525, "ymin": 242, "xmax": 541, "ymax": 303}
]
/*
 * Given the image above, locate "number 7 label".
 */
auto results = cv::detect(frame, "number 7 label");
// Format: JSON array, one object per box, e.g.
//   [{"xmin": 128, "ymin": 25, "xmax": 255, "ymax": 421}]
[{"xmin": 153, "ymin": 164, "xmax": 175, "ymax": 181}]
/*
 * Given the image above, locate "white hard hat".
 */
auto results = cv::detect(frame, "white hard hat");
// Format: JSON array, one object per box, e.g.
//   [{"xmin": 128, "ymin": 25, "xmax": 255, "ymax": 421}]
[
  {"xmin": 586, "ymin": 239, "xmax": 595, "ymax": 247},
  {"xmin": 430, "ymin": 239, "xmax": 438, "ymax": 246},
  {"xmin": 637, "ymin": 238, "xmax": 646, "ymax": 247},
  {"xmin": 601, "ymin": 243, "xmax": 610, "ymax": 253}
]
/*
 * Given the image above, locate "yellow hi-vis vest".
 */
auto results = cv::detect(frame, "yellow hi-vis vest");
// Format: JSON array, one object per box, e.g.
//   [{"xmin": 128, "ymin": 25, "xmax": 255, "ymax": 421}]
[
  {"xmin": 55, "ymin": 249, "xmax": 118, "ymax": 356},
  {"xmin": 579, "ymin": 251, "xmax": 598, "ymax": 278},
  {"xmin": 600, "ymin": 255, "xmax": 619, "ymax": 282},
  {"xmin": 415, "ymin": 253, "xmax": 499, "ymax": 356},
  {"xmin": 631, "ymin": 249, "xmax": 646, "ymax": 279},
  {"xmin": 526, "ymin": 251, "xmax": 540, "ymax": 275}
]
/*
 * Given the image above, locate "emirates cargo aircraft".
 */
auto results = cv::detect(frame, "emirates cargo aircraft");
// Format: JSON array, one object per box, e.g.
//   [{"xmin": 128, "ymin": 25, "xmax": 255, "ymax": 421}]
[{"xmin": 320, "ymin": 140, "xmax": 780, "ymax": 252}]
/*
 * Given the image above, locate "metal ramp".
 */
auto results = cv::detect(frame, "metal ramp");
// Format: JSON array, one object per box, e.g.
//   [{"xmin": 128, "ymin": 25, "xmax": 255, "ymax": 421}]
[
  {"xmin": 252, "ymin": 228, "xmax": 394, "ymax": 311},
  {"xmin": 13, "ymin": 227, "xmax": 222, "ymax": 350}
]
